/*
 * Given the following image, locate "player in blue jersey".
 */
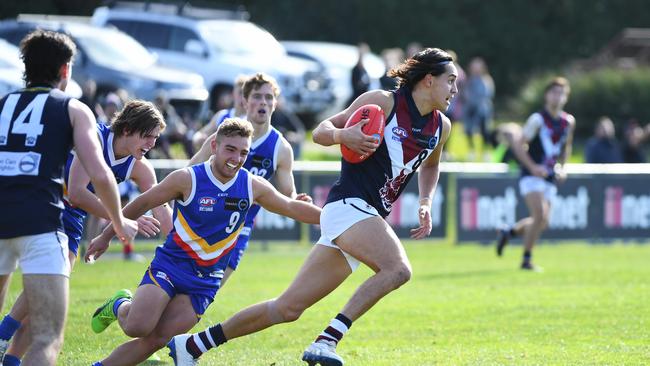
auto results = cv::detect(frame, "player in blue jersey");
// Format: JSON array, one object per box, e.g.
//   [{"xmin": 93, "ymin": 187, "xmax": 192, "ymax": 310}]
[
  {"xmin": 0, "ymin": 100, "xmax": 172, "ymax": 366},
  {"xmin": 0, "ymin": 30, "xmax": 137, "ymax": 366},
  {"xmin": 189, "ymin": 72, "xmax": 312, "ymax": 285},
  {"xmin": 168, "ymin": 47, "xmax": 456, "ymax": 366},
  {"xmin": 192, "ymin": 75, "xmax": 248, "ymax": 150},
  {"xmin": 83, "ymin": 118, "xmax": 321, "ymax": 366},
  {"xmin": 496, "ymin": 77, "xmax": 575, "ymax": 270}
]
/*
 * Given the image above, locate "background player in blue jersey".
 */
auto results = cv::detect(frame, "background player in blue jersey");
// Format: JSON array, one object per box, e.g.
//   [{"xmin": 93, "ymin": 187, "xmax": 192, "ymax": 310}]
[
  {"xmin": 168, "ymin": 48, "xmax": 456, "ymax": 366},
  {"xmin": 0, "ymin": 30, "xmax": 137, "ymax": 366},
  {"xmin": 496, "ymin": 77, "xmax": 575, "ymax": 270},
  {"xmin": 0, "ymin": 100, "xmax": 172, "ymax": 366},
  {"xmin": 192, "ymin": 75, "xmax": 248, "ymax": 150},
  {"xmin": 189, "ymin": 72, "xmax": 312, "ymax": 285},
  {"xmin": 83, "ymin": 118, "xmax": 321, "ymax": 366}
]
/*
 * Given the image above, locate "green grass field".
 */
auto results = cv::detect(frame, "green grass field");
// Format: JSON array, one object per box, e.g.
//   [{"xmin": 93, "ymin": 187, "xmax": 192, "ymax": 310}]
[{"xmin": 4, "ymin": 241, "xmax": 650, "ymax": 365}]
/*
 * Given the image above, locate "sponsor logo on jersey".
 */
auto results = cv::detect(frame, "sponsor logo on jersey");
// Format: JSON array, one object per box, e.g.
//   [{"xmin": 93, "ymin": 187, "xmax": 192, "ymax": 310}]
[
  {"xmin": 414, "ymin": 135, "xmax": 438, "ymax": 149},
  {"xmin": 224, "ymin": 197, "xmax": 249, "ymax": 211},
  {"xmin": 392, "ymin": 126, "xmax": 408, "ymax": 142},
  {"xmin": 251, "ymin": 155, "xmax": 272, "ymax": 169},
  {"xmin": 199, "ymin": 196, "xmax": 216, "ymax": 212}
]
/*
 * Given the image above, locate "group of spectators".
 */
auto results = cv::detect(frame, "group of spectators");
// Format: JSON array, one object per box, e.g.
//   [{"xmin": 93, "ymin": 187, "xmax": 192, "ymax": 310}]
[{"xmin": 585, "ymin": 116, "xmax": 650, "ymax": 163}]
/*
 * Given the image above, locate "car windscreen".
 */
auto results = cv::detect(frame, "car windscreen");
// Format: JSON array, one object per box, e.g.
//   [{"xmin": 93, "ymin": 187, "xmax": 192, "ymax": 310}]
[
  {"xmin": 74, "ymin": 29, "xmax": 156, "ymax": 70},
  {"xmin": 199, "ymin": 21, "xmax": 284, "ymax": 58}
]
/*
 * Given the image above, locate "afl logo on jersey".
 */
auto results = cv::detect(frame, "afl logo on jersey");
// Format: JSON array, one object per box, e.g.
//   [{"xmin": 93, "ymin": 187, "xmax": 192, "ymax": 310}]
[
  {"xmin": 392, "ymin": 127, "xmax": 408, "ymax": 142},
  {"xmin": 199, "ymin": 196, "xmax": 216, "ymax": 212}
]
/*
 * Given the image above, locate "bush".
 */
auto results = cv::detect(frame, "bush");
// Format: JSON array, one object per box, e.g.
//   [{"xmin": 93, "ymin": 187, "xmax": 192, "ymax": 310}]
[{"xmin": 511, "ymin": 68, "xmax": 650, "ymax": 138}]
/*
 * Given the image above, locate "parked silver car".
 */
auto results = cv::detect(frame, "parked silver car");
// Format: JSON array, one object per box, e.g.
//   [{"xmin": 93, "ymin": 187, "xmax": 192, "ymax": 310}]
[
  {"xmin": 282, "ymin": 41, "xmax": 387, "ymax": 121},
  {"xmin": 92, "ymin": 2, "xmax": 334, "ymax": 119},
  {"xmin": 0, "ymin": 19, "xmax": 208, "ymax": 116}
]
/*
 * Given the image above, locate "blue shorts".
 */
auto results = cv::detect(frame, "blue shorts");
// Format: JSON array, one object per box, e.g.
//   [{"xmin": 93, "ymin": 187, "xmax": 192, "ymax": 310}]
[
  {"xmin": 227, "ymin": 226, "xmax": 252, "ymax": 270},
  {"xmin": 139, "ymin": 247, "xmax": 223, "ymax": 317},
  {"xmin": 62, "ymin": 218, "xmax": 81, "ymax": 257}
]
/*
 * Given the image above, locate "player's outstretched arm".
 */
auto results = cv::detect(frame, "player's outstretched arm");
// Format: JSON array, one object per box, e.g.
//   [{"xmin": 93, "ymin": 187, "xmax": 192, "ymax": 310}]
[
  {"xmin": 252, "ymin": 175, "xmax": 320, "ymax": 224},
  {"xmin": 85, "ymin": 168, "xmax": 190, "ymax": 262},
  {"xmin": 68, "ymin": 156, "xmax": 161, "ymax": 237},
  {"xmin": 130, "ymin": 158, "xmax": 173, "ymax": 234},
  {"xmin": 312, "ymin": 90, "xmax": 392, "ymax": 156},
  {"xmin": 68, "ymin": 98, "xmax": 137, "ymax": 245}
]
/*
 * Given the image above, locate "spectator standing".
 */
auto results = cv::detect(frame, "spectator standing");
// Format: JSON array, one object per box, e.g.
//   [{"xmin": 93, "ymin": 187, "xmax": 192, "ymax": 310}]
[{"xmin": 584, "ymin": 117, "xmax": 623, "ymax": 163}]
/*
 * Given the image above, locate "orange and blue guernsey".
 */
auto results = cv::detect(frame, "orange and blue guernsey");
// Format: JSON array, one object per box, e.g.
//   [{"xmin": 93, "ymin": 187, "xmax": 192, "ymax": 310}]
[{"xmin": 159, "ymin": 161, "xmax": 253, "ymax": 269}]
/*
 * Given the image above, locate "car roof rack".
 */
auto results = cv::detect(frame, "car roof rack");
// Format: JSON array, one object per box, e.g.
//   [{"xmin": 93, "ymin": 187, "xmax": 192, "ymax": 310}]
[{"xmin": 102, "ymin": 1, "xmax": 249, "ymax": 20}]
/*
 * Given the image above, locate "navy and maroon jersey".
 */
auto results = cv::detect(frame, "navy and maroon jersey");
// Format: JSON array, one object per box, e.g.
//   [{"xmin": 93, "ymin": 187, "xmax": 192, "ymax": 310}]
[
  {"xmin": 521, "ymin": 109, "xmax": 572, "ymax": 182},
  {"xmin": 0, "ymin": 87, "xmax": 73, "ymax": 238},
  {"xmin": 327, "ymin": 87, "xmax": 444, "ymax": 218}
]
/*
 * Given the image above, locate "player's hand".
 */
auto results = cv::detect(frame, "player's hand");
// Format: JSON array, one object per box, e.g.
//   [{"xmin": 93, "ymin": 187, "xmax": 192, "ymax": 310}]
[
  {"xmin": 85, "ymin": 235, "xmax": 110, "ymax": 263},
  {"xmin": 341, "ymin": 119, "xmax": 380, "ymax": 156},
  {"xmin": 113, "ymin": 217, "xmax": 138, "ymax": 246},
  {"xmin": 136, "ymin": 215, "xmax": 161, "ymax": 238},
  {"xmin": 410, "ymin": 204, "xmax": 432, "ymax": 239},
  {"xmin": 295, "ymin": 193, "xmax": 313, "ymax": 204},
  {"xmin": 530, "ymin": 164, "xmax": 549, "ymax": 178}
]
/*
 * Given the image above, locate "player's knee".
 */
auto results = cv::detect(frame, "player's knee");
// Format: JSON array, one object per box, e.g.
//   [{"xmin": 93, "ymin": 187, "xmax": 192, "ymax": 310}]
[
  {"xmin": 122, "ymin": 321, "xmax": 154, "ymax": 338},
  {"xmin": 390, "ymin": 264, "xmax": 412, "ymax": 289},
  {"xmin": 273, "ymin": 299, "xmax": 305, "ymax": 323},
  {"xmin": 30, "ymin": 331, "xmax": 64, "ymax": 354}
]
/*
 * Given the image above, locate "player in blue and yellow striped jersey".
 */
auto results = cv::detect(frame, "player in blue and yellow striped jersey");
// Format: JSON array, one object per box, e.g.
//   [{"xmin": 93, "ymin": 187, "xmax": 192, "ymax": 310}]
[
  {"xmin": 84, "ymin": 118, "xmax": 321, "ymax": 366},
  {"xmin": 189, "ymin": 72, "xmax": 312, "ymax": 286}
]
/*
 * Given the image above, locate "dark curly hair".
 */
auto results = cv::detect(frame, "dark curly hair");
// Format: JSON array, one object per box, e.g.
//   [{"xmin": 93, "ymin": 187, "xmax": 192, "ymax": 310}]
[
  {"xmin": 388, "ymin": 48, "xmax": 453, "ymax": 89},
  {"xmin": 20, "ymin": 29, "xmax": 76, "ymax": 86}
]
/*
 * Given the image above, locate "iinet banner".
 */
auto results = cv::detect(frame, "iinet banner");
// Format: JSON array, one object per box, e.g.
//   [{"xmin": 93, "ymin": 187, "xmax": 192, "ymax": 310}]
[{"xmin": 456, "ymin": 175, "xmax": 649, "ymax": 242}]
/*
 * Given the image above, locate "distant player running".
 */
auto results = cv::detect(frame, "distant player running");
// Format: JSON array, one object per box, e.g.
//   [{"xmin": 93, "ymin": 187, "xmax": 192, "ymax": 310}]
[
  {"xmin": 0, "ymin": 100, "xmax": 172, "ymax": 366},
  {"xmin": 168, "ymin": 47, "xmax": 456, "ymax": 366},
  {"xmin": 84, "ymin": 118, "xmax": 321, "ymax": 366},
  {"xmin": 496, "ymin": 77, "xmax": 575, "ymax": 270}
]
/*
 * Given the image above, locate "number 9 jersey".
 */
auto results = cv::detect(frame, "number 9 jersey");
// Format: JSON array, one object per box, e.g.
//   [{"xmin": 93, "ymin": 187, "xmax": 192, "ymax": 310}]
[
  {"xmin": 159, "ymin": 161, "xmax": 253, "ymax": 270},
  {"xmin": 0, "ymin": 87, "xmax": 73, "ymax": 238}
]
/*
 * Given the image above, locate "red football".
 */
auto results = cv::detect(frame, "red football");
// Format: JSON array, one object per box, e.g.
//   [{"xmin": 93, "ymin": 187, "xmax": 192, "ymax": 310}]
[{"xmin": 340, "ymin": 104, "xmax": 385, "ymax": 163}]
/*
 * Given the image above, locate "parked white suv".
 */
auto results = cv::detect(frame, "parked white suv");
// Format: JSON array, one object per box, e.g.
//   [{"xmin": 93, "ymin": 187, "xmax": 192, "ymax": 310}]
[{"xmin": 92, "ymin": 2, "xmax": 333, "ymax": 119}]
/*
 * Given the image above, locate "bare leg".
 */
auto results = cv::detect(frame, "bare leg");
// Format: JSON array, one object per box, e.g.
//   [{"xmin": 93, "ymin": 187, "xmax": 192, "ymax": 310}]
[
  {"xmin": 0, "ymin": 274, "xmax": 12, "ymax": 313},
  {"xmin": 334, "ymin": 216, "xmax": 411, "ymax": 321},
  {"xmin": 521, "ymin": 192, "xmax": 550, "ymax": 253},
  {"xmin": 100, "ymin": 295, "xmax": 197, "ymax": 366},
  {"xmin": 21, "ymin": 274, "xmax": 68, "ymax": 366},
  {"xmin": 222, "ymin": 245, "xmax": 352, "ymax": 339},
  {"xmin": 7, "ymin": 252, "xmax": 76, "ymax": 359},
  {"xmin": 116, "ymin": 284, "xmax": 170, "ymax": 338}
]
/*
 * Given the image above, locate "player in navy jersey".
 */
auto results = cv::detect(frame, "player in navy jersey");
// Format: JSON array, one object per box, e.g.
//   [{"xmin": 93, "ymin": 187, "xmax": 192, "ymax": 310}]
[
  {"xmin": 83, "ymin": 118, "xmax": 321, "ymax": 366},
  {"xmin": 0, "ymin": 30, "xmax": 137, "ymax": 366},
  {"xmin": 189, "ymin": 72, "xmax": 312, "ymax": 286},
  {"xmin": 496, "ymin": 77, "xmax": 575, "ymax": 270},
  {"xmin": 0, "ymin": 100, "xmax": 172, "ymax": 366},
  {"xmin": 168, "ymin": 47, "xmax": 456, "ymax": 366},
  {"xmin": 192, "ymin": 75, "xmax": 248, "ymax": 150}
]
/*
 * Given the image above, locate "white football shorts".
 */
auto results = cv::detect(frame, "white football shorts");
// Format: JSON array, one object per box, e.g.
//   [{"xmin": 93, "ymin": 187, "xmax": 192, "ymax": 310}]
[
  {"xmin": 0, "ymin": 231, "xmax": 71, "ymax": 276},
  {"xmin": 317, "ymin": 197, "xmax": 380, "ymax": 271}
]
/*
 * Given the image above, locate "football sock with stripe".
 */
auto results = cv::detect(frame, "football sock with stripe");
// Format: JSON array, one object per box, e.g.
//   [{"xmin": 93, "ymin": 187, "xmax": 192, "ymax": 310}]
[
  {"xmin": 315, "ymin": 313, "xmax": 352, "ymax": 345},
  {"xmin": 186, "ymin": 323, "xmax": 227, "ymax": 359},
  {"xmin": 0, "ymin": 314, "xmax": 20, "ymax": 341}
]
